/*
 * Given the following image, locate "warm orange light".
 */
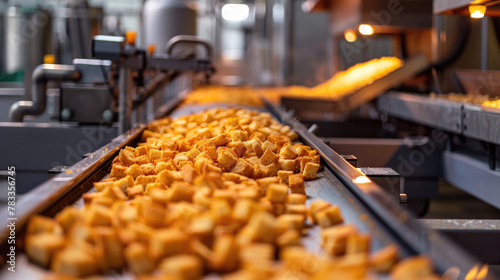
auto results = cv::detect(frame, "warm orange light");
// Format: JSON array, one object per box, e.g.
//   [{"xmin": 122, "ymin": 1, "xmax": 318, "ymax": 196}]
[
  {"xmin": 353, "ymin": 176, "xmax": 371, "ymax": 184},
  {"xmin": 359, "ymin": 24, "xmax": 374, "ymax": 35},
  {"xmin": 466, "ymin": 264, "xmax": 489, "ymax": 280},
  {"xmin": 469, "ymin": 5, "xmax": 486, "ymax": 18},
  {"xmin": 125, "ymin": 31, "xmax": 137, "ymax": 45},
  {"xmin": 344, "ymin": 29, "xmax": 357, "ymax": 42},
  {"xmin": 147, "ymin": 44, "xmax": 156, "ymax": 55}
]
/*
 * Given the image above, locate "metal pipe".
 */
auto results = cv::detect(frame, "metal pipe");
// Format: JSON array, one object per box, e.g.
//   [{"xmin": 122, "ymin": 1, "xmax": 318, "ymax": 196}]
[{"xmin": 9, "ymin": 64, "xmax": 81, "ymax": 122}]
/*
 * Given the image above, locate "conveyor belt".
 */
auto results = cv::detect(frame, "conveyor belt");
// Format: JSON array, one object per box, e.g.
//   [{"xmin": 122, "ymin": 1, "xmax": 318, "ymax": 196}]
[{"xmin": 0, "ymin": 95, "xmax": 496, "ymax": 279}]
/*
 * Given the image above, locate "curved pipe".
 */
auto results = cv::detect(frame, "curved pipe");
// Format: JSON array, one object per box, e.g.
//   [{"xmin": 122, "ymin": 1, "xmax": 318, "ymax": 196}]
[
  {"xmin": 9, "ymin": 64, "xmax": 81, "ymax": 122},
  {"xmin": 165, "ymin": 35, "xmax": 213, "ymax": 59}
]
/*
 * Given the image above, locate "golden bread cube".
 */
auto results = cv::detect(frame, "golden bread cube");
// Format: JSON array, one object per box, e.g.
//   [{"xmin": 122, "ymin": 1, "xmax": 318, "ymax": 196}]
[
  {"xmin": 286, "ymin": 204, "xmax": 307, "ymax": 216},
  {"xmin": 261, "ymin": 140, "xmax": 277, "ymax": 153},
  {"xmin": 321, "ymin": 224, "xmax": 358, "ymax": 256},
  {"xmin": 298, "ymin": 157, "xmax": 313, "ymax": 173},
  {"xmin": 266, "ymin": 183, "xmax": 288, "ymax": 203},
  {"xmin": 369, "ymin": 244, "xmax": 399, "ymax": 273},
  {"xmin": 287, "ymin": 193, "xmax": 307, "ymax": 204},
  {"xmin": 148, "ymin": 149, "xmax": 162, "ymax": 162},
  {"xmin": 159, "ymin": 255, "xmax": 203, "ymax": 280},
  {"xmin": 232, "ymin": 199, "xmax": 254, "ymax": 224},
  {"xmin": 114, "ymin": 175, "xmax": 135, "ymax": 193},
  {"xmin": 178, "ymin": 139, "xmax": 191, "ymax": 152},
  {"xmin": 315, "ymin": 205, "xmax": 344, "ymax": 228},
  {"xmin": 186, "ymin": 148, "xmax": 202, "ymax": 161},
  {"xmin": 140, "ymin": 163, "xmax": 157, "ymax": 176},
  {"xmin": 210, "ymin": 235, "xmax": 239, "ymax": 273},
  {"xmin": 161, "ymin": 150, "xmax": 177, "ymax": 161},
  {"xmin": 94, "ymin": 227, "xmax": 124, "ymax": 271},
  {"xmin": 186, "ymin": 215, "xmax": 215, "ymax": 244},
  {"xmin": 391, "ymin": 256, "xmax": 435, "ymax": 280},
  {"xmin": 93, "ymin": 181, "xmax": 114, "ymax": 192},
  {"xmin": 262, "ymin": 162, "xmax": 280, "ymax": 177},
  {"xmin": 260, "ymin": 149, "xmax": 278, "ymax": 166},
  {"xmin": 238, "ymin": 211, "xmax": 276, "ymax": 243},
  {"xmin": 149, "ymin": 228, "xmax": 190, "ymax": 260},
  {"xmin": 135, "ymin": 155, "xmax": 150, "ymax": 165},
  {"xmin": 231, "ymin": 130, "xmax": 248, "ymax": 142},
  {"xmin": 276, "ymin": 230, "xmax": 301, "ymax": 247},
  {"xmin": 180, "ymin": 163, "xmax": 196, "ymax": 184},
  {"xmin": 218, "ymin": 148, "xmax": 239, "ymax": 172},
  {"xmin": 212, "ymin": 133, "xmax": 230, "ymax": 147},
  {"xmin": 231, "ymin": 158, "xmax": 254, "ymax": 177},
  {"xmin": 302, "ymin": 162, "xmax": 320, "ymax": 180},
  {"xmin": 237, "ymin": 187, "xmax": 261, "ymax": 201},
  {"xmin": 278, "ymin": 159, "xmax": 296, "ymax": 172},
  {"xmin": 129, "ymin": 222, "xmax": 154, "ymax": 244},
  {"xmin": 144, "ymin": 182, "xmax": 166, "ymax": 195},
  {"xmin": 125, "ymin": 163, "xmax": 143, "ymax": 180},
  {"xmin": 256, "ymin": 177, "xmax": 279, "ymax": 193},
  {"xmin": 27, "ymin": 215, "xmax": 63, "ymax": 235},
  {"xmin": 119, "ymin": 149, "xmax": 136, "ymax": 166},
  {"xmin": 55, "ymin": 206, "xmax": 84, "ymax": 233},
  {"xmin": 149, "ymin": 188, "xmax": 169, "ymax": 206},
  {"xmin": 140, "ymin": 201, "xmax": 166, "ymax": 228},
  {"xmin": 169, "ymin": 181, "xmax": 195, "ymax": 202},
  {"xmin": 51, "ymin": 248, "xmax": 99, "ymax": 277},
  {"xmin": 125, "ymin": 242, "xmax": 155, "ymax": 274},
  {"xmin": 289, "ymin": 174, "xmax": 305, "ymax": 195},
  {"xmin": 279, "ymin": 144, "xmax": 298, "ymax": 160},
  {"xmin": 87, "ymin": 204, "xmax": 114, "ymax": 227},
  {"xmin": 210, "ymin": 200, "xmax": 233, "ymax": 225},
  {"xmin": 308, "ymin": 199, "xmax": 331, "ymax": 223},
  {"xmin": 277, "ymin": 170, "xmax": 293, "ymax": 185},
  {"xmin": 239, "ymin": 243, "xmax": 274, "ymax": 269},
  {"xmin": 110, "ymin": 163, "xmax": 128, "ymax": 180},
  {"xmin": 127, "ymin": 185, "xmax": 144, "ymax": 198},
  {"xmin": 25, "ymin": 233, "xmax": 65, "ymax": 268},
  {"xmin": 227, "ymin": 141, "xmax": 247, "ymax": 157},
  {"xmin": 346, "ymin": 233, "xmax": 371, "ymax": 255},
  {"xmin": 272, "ymin": 202, "xmax": 286, "ymax": 216},
  {"xmin": 276, "ymin": 214, "xmax": 305, "ymax": 231},
  {"xmin": 134, "ymin": 145, "xmax": 148, "ymax": 157},
  {"xmin": 157, "ymin": 170, "xmax": 183, "ymax": 186},
  {"xmin": 102, "ymin": 185, "xmax": 128, "ymax": 201},
  {"xmin": 90, "ymin": 196, "xmax": 114, "ymax": 208}
]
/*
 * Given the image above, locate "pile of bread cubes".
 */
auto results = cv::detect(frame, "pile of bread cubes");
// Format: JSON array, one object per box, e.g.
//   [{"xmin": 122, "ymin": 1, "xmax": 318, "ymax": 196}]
[{"xmin": 24, "ymin": 108, "xmax": 440, "ymax": 280}]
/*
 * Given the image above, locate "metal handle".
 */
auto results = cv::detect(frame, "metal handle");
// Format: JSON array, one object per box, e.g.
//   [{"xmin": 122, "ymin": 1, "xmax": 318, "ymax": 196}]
[
  {"xmin": 165, "ymin": 35, "xmax": 213, "ymax": 59},
  {"xmin": 9, "ymin": 64, "xmax": 81, "ymax": 122}
]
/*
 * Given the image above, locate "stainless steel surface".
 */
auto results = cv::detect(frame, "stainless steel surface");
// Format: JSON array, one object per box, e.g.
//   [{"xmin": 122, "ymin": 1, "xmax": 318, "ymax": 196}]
[
  {"xmin": 60, "ymin": 84, "xmax": 113, "ymax": 124},
  {"xmin": 378, "ymin": 92, "xmax": 463, "ymax": 133},
  {"xmin": 443, "ymin": 150, "xmax": 500, "ymax": 209},
  {"xmin": 0, "ymin": 122, "xmax": 118, "ymax": 191},
  {"xmin": 9, "ymin": 64, "xmax": 81, "ymax": 122},
  {"xmin": 165, "ymin": 35, "xmax": 213, "ymax": 58},
  {"xmin": 420, "ymin": 219, "xmax": 500, "ymax": 264},
  {"xmin": 118, "ymin": 67, "xmax": 132, "ymax": 134},
  {"xmin": 463, "ymin": 106, "xmax": 500, "ymax": 145},
  {"xmin": 280, "ymin": 54, "xmax": 429, "ymax": 120},
  {"xmin": 143, "ymin": 0, "xmax": 197, "ymax": 56}
]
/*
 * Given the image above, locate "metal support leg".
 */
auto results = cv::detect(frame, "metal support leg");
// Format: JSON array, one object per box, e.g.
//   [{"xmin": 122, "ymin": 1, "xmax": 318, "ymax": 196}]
[{"xmin": 118, "ymin": 67, "xmax": 133, "ymax": 134}]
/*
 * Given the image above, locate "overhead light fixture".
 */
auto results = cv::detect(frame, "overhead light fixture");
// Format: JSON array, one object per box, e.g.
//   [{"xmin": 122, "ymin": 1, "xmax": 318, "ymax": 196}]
[
  {"xmin": 221, "ymin": 3, "xmax": 250, "ymax": 22},
  {"xmin": 469, "ymin": 5, "xmax": 486, "ymax": 19},
  {"xmin": 344, "ymin": 29, "xmax": 357, "ymax": 42},
  {"xmin": 358, "ymin": 24, "xmax": 374, "ymax": 36}
]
